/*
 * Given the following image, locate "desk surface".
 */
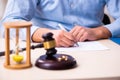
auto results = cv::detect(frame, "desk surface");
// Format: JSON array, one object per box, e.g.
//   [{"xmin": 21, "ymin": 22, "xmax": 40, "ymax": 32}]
[{"xmin": 0, "ymin": 39, "xmax": 120, "ymax": 80}]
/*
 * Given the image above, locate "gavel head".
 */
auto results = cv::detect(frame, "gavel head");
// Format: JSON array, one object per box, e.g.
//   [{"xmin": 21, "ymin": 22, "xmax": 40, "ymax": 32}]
[
  {"xmin": 42, "ymin": 32, "xmax": 54, "ymax": 41},
  {"xmin": 42, "ymin": 32, "xmax": 57, "ymax": 57}
]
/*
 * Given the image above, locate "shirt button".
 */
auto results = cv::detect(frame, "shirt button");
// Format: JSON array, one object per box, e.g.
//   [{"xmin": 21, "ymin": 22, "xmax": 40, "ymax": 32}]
[
  {"xmin": 73, "ymin": 22, "xmax": 78, "ymax": 26},
  {"xmin": 70, "ymin": 3, "xmax": 74, "ymax": 8}
]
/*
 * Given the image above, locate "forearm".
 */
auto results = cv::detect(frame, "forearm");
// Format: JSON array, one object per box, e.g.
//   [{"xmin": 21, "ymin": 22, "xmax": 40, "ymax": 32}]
[
  {"xmin": 92, "ymin": 26, "xmax": 112, "ymax": 39},
  {"xmin": 32, "ymin": 28, "xmax": 51, "ymax": 42},
  {"xmin": 105, "ymin": 0, "xmax": 120, "ymax": 37}
]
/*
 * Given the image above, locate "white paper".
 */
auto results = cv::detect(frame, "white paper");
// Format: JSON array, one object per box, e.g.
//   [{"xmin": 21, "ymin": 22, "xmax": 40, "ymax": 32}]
[{"xmin": 56, "ymin": 41, "xmax": 109, "ymax": 52}]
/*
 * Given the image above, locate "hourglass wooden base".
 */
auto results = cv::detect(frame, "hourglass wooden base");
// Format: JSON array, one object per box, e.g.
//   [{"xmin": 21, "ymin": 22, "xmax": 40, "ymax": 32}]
[
  {"xmin": 35, "ymin": 54, "xmax": 77, "ymax": 70},
  {"xmin": 4, "ymin": 63, "xmax": 32, "ymax": 69}
]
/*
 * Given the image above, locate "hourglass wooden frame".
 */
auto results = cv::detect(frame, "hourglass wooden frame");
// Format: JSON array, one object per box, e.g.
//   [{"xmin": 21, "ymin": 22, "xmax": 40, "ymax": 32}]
[{"xmin": 4, "ymin": 21, "xmax": 32, "ymax": 69}]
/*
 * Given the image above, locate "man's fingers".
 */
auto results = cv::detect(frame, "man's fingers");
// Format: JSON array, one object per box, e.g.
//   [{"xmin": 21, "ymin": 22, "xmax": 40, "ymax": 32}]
[
  {"xmin": 63, "ymin": 31, "xmax": 76, "ymax": 42},
  {"xmin": 78, "ymin": 32, "xmax": 88, "ymax": 42}
]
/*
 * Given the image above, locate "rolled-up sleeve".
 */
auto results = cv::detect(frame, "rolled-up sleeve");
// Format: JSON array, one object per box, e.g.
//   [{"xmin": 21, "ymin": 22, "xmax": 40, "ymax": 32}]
[{"xmin": 105, "ymin": 0, "xmax": 120, "ymax": 37}]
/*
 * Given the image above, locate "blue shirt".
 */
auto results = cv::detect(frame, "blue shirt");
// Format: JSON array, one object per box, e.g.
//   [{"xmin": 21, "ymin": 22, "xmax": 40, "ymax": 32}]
[{"xmin": 0, "ymin": 0, "xmax": 120, "ymax": 39}]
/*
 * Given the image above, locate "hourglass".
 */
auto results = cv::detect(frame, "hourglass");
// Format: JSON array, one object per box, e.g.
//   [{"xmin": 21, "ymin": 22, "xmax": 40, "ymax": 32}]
[{"xmin": 4, "ymin": 21, "xmax": 32, "ymax": 69}]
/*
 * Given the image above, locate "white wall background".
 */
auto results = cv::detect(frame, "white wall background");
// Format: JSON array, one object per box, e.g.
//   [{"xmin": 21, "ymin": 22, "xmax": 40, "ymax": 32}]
[{"xmin": 0, "ymin": 0, "xmax": 7, "ymax": 19}]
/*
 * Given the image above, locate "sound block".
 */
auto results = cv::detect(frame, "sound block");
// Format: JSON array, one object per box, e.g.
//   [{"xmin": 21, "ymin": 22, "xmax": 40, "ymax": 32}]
[{"xmin": 35, "ymin": 54, "xmax": 77, "ymax": 70}]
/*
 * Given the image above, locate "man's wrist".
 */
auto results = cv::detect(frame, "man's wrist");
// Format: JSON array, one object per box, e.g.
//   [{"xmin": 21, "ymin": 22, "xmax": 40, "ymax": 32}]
[
  {"xmin": 93, "ymin": 26, "xmax": 112, "ymax": 39},
  {"xmin": 32, "ymin": 28, "xmax": 51, "ymax": 42}
]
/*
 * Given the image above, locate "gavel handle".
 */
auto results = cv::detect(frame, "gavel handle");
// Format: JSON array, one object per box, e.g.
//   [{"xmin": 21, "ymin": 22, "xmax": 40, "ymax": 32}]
[{"xmin": 0, "ymin": 43, "xmax": 43, "ymax": 57}]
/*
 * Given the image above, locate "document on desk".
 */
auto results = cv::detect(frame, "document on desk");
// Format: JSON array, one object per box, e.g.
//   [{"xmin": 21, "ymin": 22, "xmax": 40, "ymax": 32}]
[{"xmin": 56, "ymin": 41, "xmax": 109, "ymax": 52}]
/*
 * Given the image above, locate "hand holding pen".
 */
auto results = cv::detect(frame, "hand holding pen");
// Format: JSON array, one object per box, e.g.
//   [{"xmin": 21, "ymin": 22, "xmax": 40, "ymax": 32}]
[{"xmin": 57, "ymin": 24, "xmax": 79, "ymax": 47}]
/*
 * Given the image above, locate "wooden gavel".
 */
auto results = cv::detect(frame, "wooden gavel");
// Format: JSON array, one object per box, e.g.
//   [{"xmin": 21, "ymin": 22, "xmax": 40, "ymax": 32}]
[{"xmin": 0, "ymin": 43, "xmax": 43, "ymax": 56}]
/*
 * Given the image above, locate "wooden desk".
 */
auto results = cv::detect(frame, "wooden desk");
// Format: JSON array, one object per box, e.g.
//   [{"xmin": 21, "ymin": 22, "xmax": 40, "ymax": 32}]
[{"xmin": 0, "ymin": 39, "xmax": 120, "ymax": 80}]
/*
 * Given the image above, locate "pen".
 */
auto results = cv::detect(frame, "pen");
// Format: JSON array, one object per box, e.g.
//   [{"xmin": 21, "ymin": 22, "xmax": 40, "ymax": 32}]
[
  {"xmin": 58, "ymin": 24, "xmax": 67, "ymax": 32},
  {"xmin": 58, "ymin": 24, "xmax": 79, "ymax": 47}
]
